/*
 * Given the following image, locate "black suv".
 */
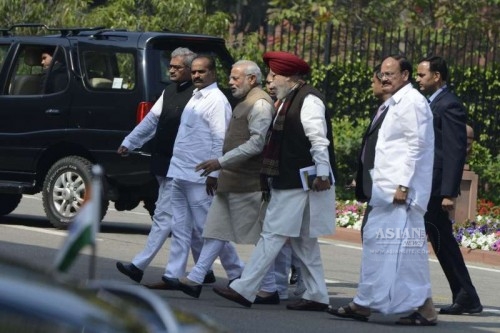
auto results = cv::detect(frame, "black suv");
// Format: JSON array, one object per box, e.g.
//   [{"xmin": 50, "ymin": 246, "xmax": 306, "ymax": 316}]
[{"xmin": 0, "ymin": 24, "xmax": 234, "ymax": 228}]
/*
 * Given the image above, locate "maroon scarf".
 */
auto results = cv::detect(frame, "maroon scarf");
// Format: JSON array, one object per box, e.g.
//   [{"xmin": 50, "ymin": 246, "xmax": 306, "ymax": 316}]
[{"xmin": 261, "ymin": 81, "xmax": 304, "ymax": 177}]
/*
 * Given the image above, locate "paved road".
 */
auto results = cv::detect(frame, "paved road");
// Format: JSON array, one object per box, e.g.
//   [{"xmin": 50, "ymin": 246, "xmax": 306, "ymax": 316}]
[{"xmin": 1, "ymin": 194, "xmax": 499, "ymax": 333}]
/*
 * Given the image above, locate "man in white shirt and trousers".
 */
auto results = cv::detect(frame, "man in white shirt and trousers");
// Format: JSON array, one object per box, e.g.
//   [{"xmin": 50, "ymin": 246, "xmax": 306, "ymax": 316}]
[
  {"xmin": 146, "ymin": 54, "xmax": 244, "ymax": 289},
  {"xmin": 328, "ymin": 55, "xmax": 438, "ymax": 326},
  {"xmin": 116, "ymin": 48, "xmax": 215, "ymax": 285}
]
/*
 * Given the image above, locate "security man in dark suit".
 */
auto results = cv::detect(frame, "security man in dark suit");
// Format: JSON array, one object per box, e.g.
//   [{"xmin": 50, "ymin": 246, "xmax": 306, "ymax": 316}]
[
  {"xmin": 355, "ymin": 64, "xmax": 391, "ymax": 235},
  {"xmin": 416, "ymin": 55, "xmax": 482, "ymax": 315}
]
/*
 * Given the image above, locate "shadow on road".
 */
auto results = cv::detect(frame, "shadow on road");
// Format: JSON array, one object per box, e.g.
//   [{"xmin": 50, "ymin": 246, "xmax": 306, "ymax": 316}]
[
  {"xmin": 0, "ymin": 214, "xmax": 52, "ymax": 228},
  {"xmin": 0, "ymin": 214, "xmax": 150, "ymax": 235}
]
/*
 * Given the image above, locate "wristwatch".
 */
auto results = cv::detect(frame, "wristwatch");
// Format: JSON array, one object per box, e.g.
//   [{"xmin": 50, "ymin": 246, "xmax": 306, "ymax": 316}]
[{"xmin": 398, "ymin": 185, "xmax": 409, "ymax": 193}]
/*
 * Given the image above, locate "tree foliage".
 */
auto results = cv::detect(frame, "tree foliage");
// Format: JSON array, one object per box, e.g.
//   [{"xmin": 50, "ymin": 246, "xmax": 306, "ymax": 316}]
[
  {"xmin": 266, "ymin": 0, "xmax": 500, "ymax": 33},
  {"xmin": 0, "ymin": 0, "xmax": 230, "ymax": 34}
]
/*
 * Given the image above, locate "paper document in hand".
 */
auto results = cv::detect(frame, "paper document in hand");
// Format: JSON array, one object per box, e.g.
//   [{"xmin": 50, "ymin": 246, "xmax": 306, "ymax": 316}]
[{"xmin": 299, "ymin": 165, "xmax": 333, "ymax": 191}]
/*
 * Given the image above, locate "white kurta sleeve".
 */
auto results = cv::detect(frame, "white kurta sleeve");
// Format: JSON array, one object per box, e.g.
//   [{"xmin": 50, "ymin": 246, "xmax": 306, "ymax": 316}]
[
  {"xmin": 300, "ymin": 94, "xmax": 331, "ymax": 177},
  {"xmin": 205, "ymin": 93, "xmax": 232, "ymax": 178},
  {"xmin": 219, "ymin": 99, "xmax": 273, "ymax": 167}
]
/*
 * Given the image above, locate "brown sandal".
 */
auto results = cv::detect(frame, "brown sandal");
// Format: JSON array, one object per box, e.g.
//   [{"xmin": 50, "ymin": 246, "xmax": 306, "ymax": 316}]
[
  {"xmin": 327, "ymin": 303, "xmax": 370, "ymax": 322},
  {"xmin": 396, "ymin": 311, "xmax": 437, "ymax": 326}
]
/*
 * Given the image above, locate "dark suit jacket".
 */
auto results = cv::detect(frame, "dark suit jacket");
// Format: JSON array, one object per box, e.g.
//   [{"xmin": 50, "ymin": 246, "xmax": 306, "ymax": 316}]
[
  {"xmin": 429, "ymin": 87, "xmax": 467, "ymax": 197},
  {"xmin": 355, "ymin": 105, "xmax": 388, "ymax": 201}
]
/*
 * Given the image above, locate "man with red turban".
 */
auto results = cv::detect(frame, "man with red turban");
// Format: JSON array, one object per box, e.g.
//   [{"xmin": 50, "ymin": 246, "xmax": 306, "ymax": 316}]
[{"xmin": 214, "ymin": 51, "xmax": 336, "ymax": 311}]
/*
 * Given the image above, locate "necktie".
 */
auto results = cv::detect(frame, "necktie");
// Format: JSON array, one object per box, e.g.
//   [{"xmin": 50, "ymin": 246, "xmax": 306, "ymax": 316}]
[
  {"xmin": 362, "ymin": 104, "xmax": 388, "ymax": 163},
  {"xmin": 370, "ymin": 104, "xmax": 388, "ymax": 129}
]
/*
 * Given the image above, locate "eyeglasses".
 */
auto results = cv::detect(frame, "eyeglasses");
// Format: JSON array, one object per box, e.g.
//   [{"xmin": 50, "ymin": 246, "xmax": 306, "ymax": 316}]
[
  {"xmin": 376, "ymin": 71, "xmax": 400, "ymax": 80},
  {"xmin": 169, "ymin": 64, "xmax": 185, "ymax": 71}
]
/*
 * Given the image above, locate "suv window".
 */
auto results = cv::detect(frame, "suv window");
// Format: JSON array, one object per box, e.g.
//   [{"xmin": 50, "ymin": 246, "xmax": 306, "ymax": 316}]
[
  {"xmin": 82, "ymin": 50, "xmax": 135, "ymax": 90},
  {"xmin": 8, "ymin": 45, "xmax": 69, "ymax": 95},
  {"xmin": 156, "ymin": 47, "xmax": 230, "ymax": 91}
]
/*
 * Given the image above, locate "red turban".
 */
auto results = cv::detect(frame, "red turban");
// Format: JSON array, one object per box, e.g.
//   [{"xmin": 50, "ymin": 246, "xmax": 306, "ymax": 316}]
[{"xmin": 263, "ymin": 51, "xmax": 310, "ymax": 76}]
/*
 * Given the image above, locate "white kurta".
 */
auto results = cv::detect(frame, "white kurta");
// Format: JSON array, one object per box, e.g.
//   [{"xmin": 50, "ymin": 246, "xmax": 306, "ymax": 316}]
[
  {"xmin": 354, "ymin": 83, "xmax": 435, "ymax": 314},
  {"xmin": 230, "ymin": 92, "xmax": 335, "ymax": 305}
]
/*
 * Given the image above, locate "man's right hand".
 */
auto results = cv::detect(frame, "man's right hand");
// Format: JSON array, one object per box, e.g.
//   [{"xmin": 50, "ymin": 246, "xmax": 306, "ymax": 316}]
[{"xmin": 117, "ymin": 145, "xmax": 129, "ymax": 156}]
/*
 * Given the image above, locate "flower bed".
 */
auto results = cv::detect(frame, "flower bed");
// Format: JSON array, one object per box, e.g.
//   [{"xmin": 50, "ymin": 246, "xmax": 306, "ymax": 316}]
[
  {"xmin": 335, "ymin": 199, "xmax": 500, "ymax": 252},
  {"xmin": 453, "ymin": 200, "xmax": 500, "ymax": 252}
]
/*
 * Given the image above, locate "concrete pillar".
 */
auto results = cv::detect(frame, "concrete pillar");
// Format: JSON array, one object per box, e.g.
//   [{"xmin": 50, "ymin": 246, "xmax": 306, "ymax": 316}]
[{"xmin": 451, "ymin": 125, "xmax": 478, "ymax": 224}]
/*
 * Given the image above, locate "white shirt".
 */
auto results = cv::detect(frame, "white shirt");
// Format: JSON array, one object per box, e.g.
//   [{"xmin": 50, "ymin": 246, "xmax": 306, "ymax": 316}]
[
  {"xmin": 299, "ymin": 94, "xmax": 331, "ymax": 178},
  {"xmin": 219, "ymin": 99, "xmax": 274, "ymax": 167},
  {"xmin": 167, "ymin": 82, "xmax": 231, "ymax": 183},
  {"xmin": 428, "ymin": 84, "xmax": 447, "ymax": 103},
  {"xmin": 370, "ymin": 82, "xmax": 434, "ymax": 212}
]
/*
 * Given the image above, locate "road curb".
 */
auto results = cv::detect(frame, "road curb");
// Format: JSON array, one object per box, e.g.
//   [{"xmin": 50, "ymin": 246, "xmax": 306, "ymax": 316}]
[{"xmin": 323, "ymin": 227, "xmax": 500, "ymax": 268}]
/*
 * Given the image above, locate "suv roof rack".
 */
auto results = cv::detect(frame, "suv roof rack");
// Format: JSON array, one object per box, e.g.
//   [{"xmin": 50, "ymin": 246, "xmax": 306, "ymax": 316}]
[
  {"xmin": 47, "ymin": 26, "xmax": 106, "ymax": 37},
  {"xmin": 0, "ymin": 23, "xmax": 48, "ymax": 36},
  {"xmin": 89, "ymin": 29, "xmax": 129, "ymax": 39}
]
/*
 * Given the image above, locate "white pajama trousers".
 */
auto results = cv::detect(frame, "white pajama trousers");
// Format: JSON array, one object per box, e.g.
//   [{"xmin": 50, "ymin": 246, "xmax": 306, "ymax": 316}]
[
  {"xmin": 187, "ymin": 238, "xmax": 275, "ymax": 292},
  {"xmin": 132, "ymin": 177, "xmax": 173, "ymax": 271},
  {"xmin": 275, "ymin": 243, "xmax": 292, "ymax": 298},
  {"xmin": 131, "ymin": 177, "xmax": 209, "ymax": 276},
  {"xmin": 230, "ymin": 231, "xmax": 329, "ymax": 304},
  {"xmin": 168, "ymin": 179, "xmax": 241, "ymax": 279}
]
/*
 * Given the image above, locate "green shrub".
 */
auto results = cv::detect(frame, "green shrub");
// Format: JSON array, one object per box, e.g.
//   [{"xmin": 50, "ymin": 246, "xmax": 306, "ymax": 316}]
[{"xmin": 468, "ymin": 142, "xmax": 500, "ymax": 204}]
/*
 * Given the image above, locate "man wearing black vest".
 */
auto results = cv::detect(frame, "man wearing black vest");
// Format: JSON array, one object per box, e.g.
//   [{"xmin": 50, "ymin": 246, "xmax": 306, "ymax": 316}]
[
  {"xmin": 214, "ymin": 51, "xmax": 336, "ymax": 311},
  {"xmin": 115, "ymin": 48, "xmax": 215, "ymax": 287},
  {"xmin": 416, "ymin": 55, "xmax": 482, "ymax": 315}
]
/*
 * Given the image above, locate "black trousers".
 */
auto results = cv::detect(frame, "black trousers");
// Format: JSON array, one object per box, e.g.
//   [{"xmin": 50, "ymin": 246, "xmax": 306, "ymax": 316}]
[{"xmin": 425, "ymin": 196, "xmax": 481, "ymax": 305}]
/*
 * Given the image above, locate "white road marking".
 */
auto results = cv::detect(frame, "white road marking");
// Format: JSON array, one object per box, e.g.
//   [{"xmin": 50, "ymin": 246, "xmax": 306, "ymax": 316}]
[
  {"xmin": 4, "ymin": 225, "xmax": 103, "ymax": 241},
  {"xmin": 327, "ymin": 240, "xmax": 500, "ymax": 273}
]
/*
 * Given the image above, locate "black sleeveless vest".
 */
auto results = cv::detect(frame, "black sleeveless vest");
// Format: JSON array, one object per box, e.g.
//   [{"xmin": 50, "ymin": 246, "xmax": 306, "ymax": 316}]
[
  {"xmin": 150, "ymin": 81, "xmax": 194, "ymax": 176},
  {"xmin": 272, "ymin": 84, "xmax": 336, "ymax": 189}
]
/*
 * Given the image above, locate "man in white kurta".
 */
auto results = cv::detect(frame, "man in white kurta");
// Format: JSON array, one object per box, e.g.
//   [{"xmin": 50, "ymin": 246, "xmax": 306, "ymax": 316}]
[
  {"xmin": 146, "ymin": 55, "xmax": 243, "ymax": 288},
  {"xmin": 329, "ymin": 55, "xmax": 437, "ymax": 325},
  {"xmin": 213, "ymin": 51, "xmax": 336, "ymax": 311}
]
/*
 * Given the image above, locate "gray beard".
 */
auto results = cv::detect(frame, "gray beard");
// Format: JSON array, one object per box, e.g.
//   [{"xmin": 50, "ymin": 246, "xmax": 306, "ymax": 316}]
[{"xmin": 276, "ymin": 86, "xmax": 292, "ymax": 100}]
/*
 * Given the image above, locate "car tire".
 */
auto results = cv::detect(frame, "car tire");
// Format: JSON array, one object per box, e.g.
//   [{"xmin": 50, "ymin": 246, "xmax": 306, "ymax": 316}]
[
  {"xmin": 42, "ymin": 156, "xmax": 108, "ymax": 229},
  {"xmin": 0, "ymin": 193, "xmax": 22, "ymax": 216}
]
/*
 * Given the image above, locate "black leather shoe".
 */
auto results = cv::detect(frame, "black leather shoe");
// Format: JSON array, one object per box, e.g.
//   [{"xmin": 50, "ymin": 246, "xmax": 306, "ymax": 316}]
[
  {"xmin": 439, "ymin": 303, "xmax": 483, "ymax": 315},
  {"xmin": 144, "ymin": 277, "xmax": 181, "ymax": 290},
  {"xmin": 116, "ymin": 262, "xmax": 143, "ymax": 283},
  {"xmin": 254, "ymin": 291, "xmax": 280, "ymax": 305},
  {"xmin": 203, "ymin": 270, "xmax": 216, "ymax": 284},
  {"xmin": 179, "ymin": 277, "xmax": 202, "ymax": 298},
  {"xmin": 286, "ymin": 299, "xmax": 329, "ymax": 311},
  {"xmin": 213, "ymin": 287, "xmax": 252, "ymax": 308}
]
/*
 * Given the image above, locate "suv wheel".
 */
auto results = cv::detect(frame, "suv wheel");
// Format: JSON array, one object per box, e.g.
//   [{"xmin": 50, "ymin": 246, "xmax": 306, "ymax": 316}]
[
  {"xmin": 42, "ymin": 156, "xmax": 108, "ymax": 229},
  {"xmin": 0, "ymin": 193, "xmax": 22, "ymax": 216}
]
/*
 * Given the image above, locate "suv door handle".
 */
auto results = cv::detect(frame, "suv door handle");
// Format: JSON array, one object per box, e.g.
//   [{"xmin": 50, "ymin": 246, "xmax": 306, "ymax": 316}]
[{"xmin": 45, "ymin": 109, "xmax": 61, "ymax": 115}]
